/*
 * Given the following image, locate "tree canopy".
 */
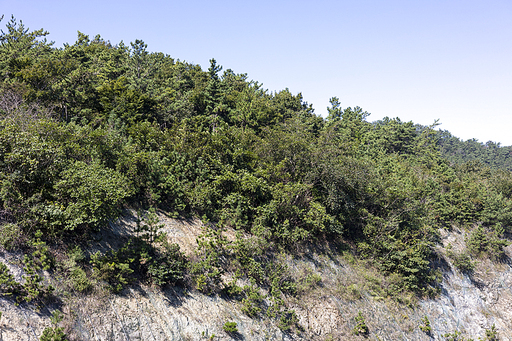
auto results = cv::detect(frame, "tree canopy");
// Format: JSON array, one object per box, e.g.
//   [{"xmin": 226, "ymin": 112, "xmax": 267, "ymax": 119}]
[{"xmin": 1, "ymin": 16, "xmax": 512, "ymax": 305}]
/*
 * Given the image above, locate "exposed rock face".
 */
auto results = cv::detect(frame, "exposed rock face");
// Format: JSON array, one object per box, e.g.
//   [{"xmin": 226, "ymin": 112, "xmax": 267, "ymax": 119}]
[{"xmin": 2, "ymin": 214, "xmax": 512, "ymax": 340}]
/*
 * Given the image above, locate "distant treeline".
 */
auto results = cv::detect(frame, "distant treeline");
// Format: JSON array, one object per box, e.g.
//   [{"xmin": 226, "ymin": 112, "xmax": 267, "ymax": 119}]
[{"xmin": 436, "ymin": 130, "xmax": 512, "ymax": 171}]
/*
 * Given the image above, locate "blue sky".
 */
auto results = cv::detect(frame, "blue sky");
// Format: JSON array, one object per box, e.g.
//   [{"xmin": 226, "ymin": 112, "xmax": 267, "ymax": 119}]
[{"xmin": 3, "ymin": 0, "xmax": 512, "ymax": 145}]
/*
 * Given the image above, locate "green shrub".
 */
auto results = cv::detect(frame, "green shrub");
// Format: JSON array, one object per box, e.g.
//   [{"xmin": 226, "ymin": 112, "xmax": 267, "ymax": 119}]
[
  {"xmin": 68, "ymin": 266, "xmax": 91, "ymax": 293},
  {"xmin": 484, "ymin": 324, "xmax": 498, "ymax": 341},
  {"xmin": 190, "ymin": 229, "xmax": 225, "ymax": 294},
  {"xmin": 40, "ymin": 310, "xmax": 67, "ymax": 341},
  {"xmin": 466, "ymin": 225, "xmax": 509, "ymax": 261},
  {"xmin": 298, "ymin": 272, "xmax": 322, "ymax": 294},
  {"xmin": 60, "ymin": 247, "xmax": 92, "ymax": 293},
  {"xmin": 0, "ymin": 223, "xmax": 23, "ymax": 250},
  {"xmin": 90, "ymin": 237, "xmax": 187, "ymax": 292},
  {"xmin": 135, "ymin": 208, "xmax": 164, "ymax": 243},
  {"xmin": 30, "ymin": 230, "xmax": 53, "ymax": 271},
  {"xmin": 419, "ymin": 315, "xmax": 432, "ymax": 334},
  {"xmin": 90, "ymin": 250, "xmax": 134, "ymax": 293},
  {"xmin": 277, "ymin": 309, "xmax": 298, "ymax": 331},
  {"xmin": 352, "ymin": 311, "xmax": 369, "ymax": 336},
  {"xmin": 223, "ymin": 321, "xmax": 238, "ymax": 334},
  {"xmin": 17, "ymin": 238, "xmax": 55, "ymax": 306},
  {"xmin": 442, "ymin": 330, "xmax": 464, "ymax": 341},
  {"xmin": 267, "ymin": 262, "xmax": 297, "ymax": 296},
  {"xmin": 240, "ymin": 285, "xmax": 264, "ymax": 317},
  {"xmin": 147, "ymin": 243, "xmax": 187, "ymax": 286},
  {"xmin": 39, "ymin": 327, "xmax": 67, "ymax": 341},
  {"xmin": 0, "ymin": 262, "xmax": 19, "ymax": 297},
  {"xmin": 222, "ymin": 276, "xmax": 243, "ymax": 297},
  {"xmin": 446, "ymin": 248, "xmax": 476, "ymax": 274},
  {"xmin": 342, "ymin": 283, "xmax": 361, "ymax": 301},
  {"xmin": 0, "ymin": 258, "xmax": 54, "ymax": 306},
  {"xmin": 55, "ymin": 160, "xmax": 132, "ymax": 232}
]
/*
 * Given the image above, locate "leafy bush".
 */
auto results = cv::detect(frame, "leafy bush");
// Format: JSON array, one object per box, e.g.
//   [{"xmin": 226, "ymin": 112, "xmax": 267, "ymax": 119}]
[
  {"xmin": 297, "ymin": 271, "xmax": 322, "ymax": 294},
  {"xmin": 484, "ymin": 324, "xmax": 499, "ymax": 341},
  {"xmin": 240, "ymin": 285, "xmax": 264, "ymax": 317},
  {"xmin": 442, "ymin": 330, "xmax": 466, "ymax": 341},
  {"xmin": 147, "ymin": 243, "xmax": 187, "ymax": 286},
  {"xmin": 40, "ymin": 310, "xmax": 67, "ymax": 341},
  {"xmin": 446, "ymin": 248, "xmax": 476, "ymax": 274},
  {"xmin": 135, "ymin": 208, "xmax": 164, "ymax": 243},
  {"xmin": 190, "ymin": 229, "xmax": 225, "ymax": 294},
  {"xmin": 30, "ymin": 230, "xmax": 53, "ymax": 271},
  {"xmin": 0, "ymin": 260, "xmax": 54, "ymax": 305},
  {"xmin": 55, "ymin": 160, "xmax": 132, "ymax": 232},
  {"xmin": 352, "ymin": 311, "xmax": 369, "ymax": 336},
  {"xmin": 419, "ymin": 315, "xmax": 432, "ymax": 334},
  {"xmin": 466, "ymin": 225, "xmax": 509, "ymax": 261},
  {"xmin": 277, "ymin": 309, "xmax": 298, "ymax": 331},
  {"xmin": 90, "ymin": 249, "xmax": 134, "ymax": 293},
  {"xmin": 0, "ymin": 223, "xmax": 23, "ymax": 250},
  {"xmin": 0, "ymin": 262, "xmax": 19, "ymax": 297},
  {"xmin": 223, "ymin": 321, "xmax": 238, "ymax": 334},
  {"xmin": 40, "ymin": 327, "xmax": 67, "ymax": 341},
  {"xmin": 15, "ymin": 233, "xmax": 56, "ymax": 305},
  {"xmin": 0, "ymin": 251, "xmax": 56, "ymax": 306},
  {"xmin": 67, "ymin": 266, "xmax": 91, "ymax": 293},
  {"xmin": 342, "ymin": 283, "xmax": 361, "ymax": 301},
  {"xmin": 91, "ymin": 236, "xmax": 187, "ymax": 293},
  {"xmin": 59, "ymin": 246, "xmax": 92, "ymax": 293}
]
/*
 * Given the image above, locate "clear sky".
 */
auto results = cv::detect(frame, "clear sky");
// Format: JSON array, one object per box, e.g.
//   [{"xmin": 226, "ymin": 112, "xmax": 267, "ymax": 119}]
[{"xmin": 3, "ymin": 0, "xmax": 512, "ymax": 145}]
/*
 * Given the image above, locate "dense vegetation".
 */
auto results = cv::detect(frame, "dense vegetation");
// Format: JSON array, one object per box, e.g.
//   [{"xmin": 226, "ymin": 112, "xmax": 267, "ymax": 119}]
[
  {"xmin": 1, "ymin": 16, "xmax": 512, "ymax": 337},
  {"xmin": 437, "ymin": 130, "xmax": 512, "ymax": 171}
]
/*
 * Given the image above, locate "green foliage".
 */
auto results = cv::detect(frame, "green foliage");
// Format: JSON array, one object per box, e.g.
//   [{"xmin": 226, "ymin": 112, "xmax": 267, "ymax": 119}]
[
  {"xmin": 446, "ymin": 245, "xmax": 476, "ymax": 274},
  {"xmin": 147, "ymin": 242, "xmax": 188, "ymax": 286},
  {"xmin": 419, "ymin": 315, "xmax": 432, "ymax": 334},
  {"xmin": 59, "ymin": 246, "xmax": 92, "ymax": 293},
  {"xmin": 441, "ymin": 326, "xmax": 500, "ymax": 341},
  {"xmin": 240, "ymin": 285, "xmax": 264, "ymax": 317},
  {"xmin": 466, "ymin": 225, "xmax": 509, "ymax": 261},
  {"xmin": 222, "ymin": 321, "xmax": 238, "ymax": 334},
  {"xmin": 0, "ymin": 16, "xmax": 53, "ymax": 82},
  {"xmin": 277, "ymin": 309, "xmax": 298, "ymax": 331},
  {"xmin": 19, "ymin": 256, "xmax": 54, "ymax": 305},
  {"xmin": 13, "ymin": 231, "xmax": 56, "ymax": 305},
  {"xmin": 0, "ymin": 262, "xmax": 19, "ymax": 297},
  {"xmin": 297, "ymin": 271, "xmax": 322, "ymax": 294},
  {"xmin": 0, "ymin": 223, "xmax": 23, "ymax": 250},
  {"xmin": 90, "ymin": 248, "xmax": 134, "ymax": 293},
  {"xmin": 352, "ymin": 311, "xmax": 369, "ymax": 336},
  {"xmin": 135, "ymin": 208, "xmax": 164, "ymax": 243},
  {"xmin": 482, "ymin": 324, "xmax": 499, "ymax": 341},
  {"xmin": 55, "ymin": 160, "xmax": 132, "ymax": 231},
  {"xmin": 91, "ymin": 235, "xmax": 187, "ymax": 293},
  {"xmin": 341, "ymin": 283, "xmax": 362, "ymax": 301},
  {"xmin": 30, "ymin": 230, "xmax": 53, "ymax": 271},
  {"xmin": 4, "ymin": 19, "xmax": 512, "ymax": 324},
  {"xmin": 437, "ymin": 130, "xmax": 512, "ymax": 172},
  {"xmin": 442, "ymin": 330, "xmax": 473, "ymax": 341},
  {"xmin": 40, "ymin": 310, "xmax": 67, "ymax": 341},
  {"xmin": 190, "ymin": 229, "xmax": 225, "ymax": 294},
  {"xmin": 40, "ymin": 327, "xmax": 68, "ymax": 341}
]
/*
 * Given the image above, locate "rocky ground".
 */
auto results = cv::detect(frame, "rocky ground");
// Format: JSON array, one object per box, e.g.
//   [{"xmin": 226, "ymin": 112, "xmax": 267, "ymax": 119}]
[{"xmin": 2, "ymin": 213, "xmax": 512, "ymax": 340}]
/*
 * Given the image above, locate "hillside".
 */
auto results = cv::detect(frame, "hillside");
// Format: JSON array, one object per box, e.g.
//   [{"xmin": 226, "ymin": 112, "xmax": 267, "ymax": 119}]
[
  {"xmin": 0, "ymin": 16, "xmax": 511, "ymax": 340},
  {"xmin": 436, "ymin": 129, "xmax": 512, "ymax": 171}
]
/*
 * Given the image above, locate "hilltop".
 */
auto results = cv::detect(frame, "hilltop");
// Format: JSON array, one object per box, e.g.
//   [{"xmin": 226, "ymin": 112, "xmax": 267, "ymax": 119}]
[{"xmin": 0, "ymin": 16, "xmax": 511, "ymax": 340}]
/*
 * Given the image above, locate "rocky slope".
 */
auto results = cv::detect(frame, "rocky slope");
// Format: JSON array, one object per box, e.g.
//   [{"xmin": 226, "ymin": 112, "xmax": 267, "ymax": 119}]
[{"xmin": 1, "ymin": 212, "xmax": 512, "ymax": 340}]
